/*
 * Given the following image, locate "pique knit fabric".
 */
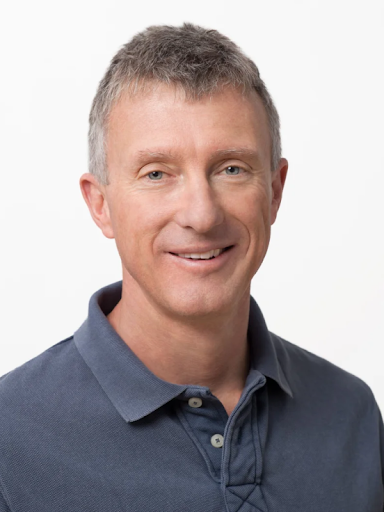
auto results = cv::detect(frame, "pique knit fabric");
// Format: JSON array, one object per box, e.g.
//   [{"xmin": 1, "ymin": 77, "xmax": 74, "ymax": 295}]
[{"xmin": 0, "ymin": 280, "xmax": 383, "ymax": 511}]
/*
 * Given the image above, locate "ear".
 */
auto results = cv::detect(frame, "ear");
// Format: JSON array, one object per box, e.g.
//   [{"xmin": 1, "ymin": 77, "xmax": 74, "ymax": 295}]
[
  {"xmin": 270, "ymin": 158, "xmax": 288, "ymax": 225},
  {"xmin": 79, "ymin": 173, "xmax": 115, "ymax": 239}
]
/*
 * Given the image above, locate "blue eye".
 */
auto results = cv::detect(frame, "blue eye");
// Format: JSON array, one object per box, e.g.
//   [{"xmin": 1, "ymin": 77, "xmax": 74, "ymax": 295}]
[
  {"xmin": 224, "ymin": 166, "xmax": 241, "ymax": 175},
  {"xmin": 148, "ymin": 171, "xmax": 163, "ymax": 180}
]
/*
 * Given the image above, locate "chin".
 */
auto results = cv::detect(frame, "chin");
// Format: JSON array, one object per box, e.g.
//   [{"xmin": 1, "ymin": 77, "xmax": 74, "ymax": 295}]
[{"xmin": 161, "ymin": 289, "xmax": 233, "ymax": 319}]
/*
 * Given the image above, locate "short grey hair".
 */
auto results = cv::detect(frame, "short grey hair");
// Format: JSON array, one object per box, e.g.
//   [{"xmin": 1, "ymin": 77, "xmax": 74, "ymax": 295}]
[{"xmin": 89, "ymin": 23, "xmax": 282, "ymax": 185}]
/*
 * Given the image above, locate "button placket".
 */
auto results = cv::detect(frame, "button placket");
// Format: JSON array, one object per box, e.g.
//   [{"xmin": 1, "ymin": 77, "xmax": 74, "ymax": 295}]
[
  {"xmin": 176, "ymin": 390, "xmax": 228, "ymax": 481},
  {"xmin": 222, "ymin": 376, "xmax": 268, "ymax": 512}
]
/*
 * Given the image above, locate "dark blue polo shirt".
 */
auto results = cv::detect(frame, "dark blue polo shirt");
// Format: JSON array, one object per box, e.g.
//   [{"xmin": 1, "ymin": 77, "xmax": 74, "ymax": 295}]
[{"xmin": 0, "ymin": 281, "xmax": 383, "ymax": 511}]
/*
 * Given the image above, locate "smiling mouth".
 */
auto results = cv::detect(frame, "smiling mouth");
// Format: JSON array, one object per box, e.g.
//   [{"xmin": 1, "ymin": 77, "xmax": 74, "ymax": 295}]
[{"xmin": 169, "ymin": 246, "xmax": 233, "ymax": 260}]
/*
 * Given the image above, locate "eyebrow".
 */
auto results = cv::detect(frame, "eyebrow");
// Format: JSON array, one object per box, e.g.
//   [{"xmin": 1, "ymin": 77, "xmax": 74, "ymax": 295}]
[
  {"xmin": 211, "ymin": 148, "xmax": 261, "ymax": 162},
  {"xmin": 135, "ymin": 150, "xmax": 176, "ymax": 163},
  {"xmin": 134, "ymin": 148, "xmax": 261, "ymax": 165}
]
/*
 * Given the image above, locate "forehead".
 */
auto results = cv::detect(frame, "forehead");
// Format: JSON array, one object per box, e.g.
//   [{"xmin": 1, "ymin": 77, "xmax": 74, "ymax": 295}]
[{"xmin": 106, "ymin": 83, "xmax": 271, "ymax": 166}]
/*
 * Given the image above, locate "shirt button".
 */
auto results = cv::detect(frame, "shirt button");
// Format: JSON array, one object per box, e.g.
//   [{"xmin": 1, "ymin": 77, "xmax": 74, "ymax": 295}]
[
  {"xmin": 188, "ymin": 397, "xmax": 202, "ymax": 408},
  {"xmin": 210, "ymin": 434, "xmax": 224, "ymax": 448}
]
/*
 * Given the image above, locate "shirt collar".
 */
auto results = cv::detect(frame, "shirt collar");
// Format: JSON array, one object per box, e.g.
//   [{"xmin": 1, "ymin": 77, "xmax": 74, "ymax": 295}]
[
  {"xmin": 247, "ymin": 296, "xmax": 293, "ymax": 398},
  {"xmin": 74, "ymin": 281, "xmax": 292, "ymax": 423}
]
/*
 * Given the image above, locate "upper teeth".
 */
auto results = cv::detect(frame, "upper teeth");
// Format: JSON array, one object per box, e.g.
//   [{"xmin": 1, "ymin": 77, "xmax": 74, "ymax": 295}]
[{"xmin": 176, "ymin": 248, "xmax": 224, "ymax": 259}]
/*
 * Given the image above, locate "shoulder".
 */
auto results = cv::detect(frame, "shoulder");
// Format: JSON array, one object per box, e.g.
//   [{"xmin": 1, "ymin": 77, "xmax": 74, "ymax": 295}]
[
  {"xmin": 0, "ymin": 336, "xmax": 79, "ymax": 392},
  {"xmin": 269, "ymin": 331, "xmax": 379, "ymax": 413},
  {"xmin": 0, "ymin": 336, "xmax": 93, "ymax": 426},
  {"xmin": 0, "ymin": 335, "xmax": 104, "ymax": 472}
]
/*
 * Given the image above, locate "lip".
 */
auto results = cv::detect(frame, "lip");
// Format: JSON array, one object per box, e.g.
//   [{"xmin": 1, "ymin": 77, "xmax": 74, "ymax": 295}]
[
  {"xmin": 166, "ymin": 245, "xmax": 235, "ymax": 273},
  {"xmin": 168, "ymin": 244, "xmax": 232, "ymax": 254}
]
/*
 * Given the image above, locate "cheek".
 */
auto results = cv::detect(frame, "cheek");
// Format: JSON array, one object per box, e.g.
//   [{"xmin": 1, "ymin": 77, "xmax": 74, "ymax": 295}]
[
  {"xmin": 110, "ymin": 196, "xmax": 167, "ymax": 257},
  {"xmin": 238, "ymin": 189, "xmax": 272, "ymax": 263},
  {"xmin": 232, "ymin": 187, "xmax": 271, "ymax": 228}
]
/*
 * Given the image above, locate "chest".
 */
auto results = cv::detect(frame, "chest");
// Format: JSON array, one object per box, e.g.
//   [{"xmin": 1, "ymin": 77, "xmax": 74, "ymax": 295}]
[{"xmin": 3, "ymin": 390, "xmax": 383, "ymax": 512}]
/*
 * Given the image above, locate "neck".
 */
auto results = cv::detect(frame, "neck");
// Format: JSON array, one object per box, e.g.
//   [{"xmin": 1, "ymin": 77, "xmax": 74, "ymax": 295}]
[{"xmin": 107, "ymin": 277, "xmax": 251, "ymax": 416}]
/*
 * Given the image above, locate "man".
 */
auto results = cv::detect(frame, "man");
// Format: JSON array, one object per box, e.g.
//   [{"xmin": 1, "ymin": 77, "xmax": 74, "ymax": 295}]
[{"xmin": 0, "ymin": 23, "xmax": 383, "ymax": 512}]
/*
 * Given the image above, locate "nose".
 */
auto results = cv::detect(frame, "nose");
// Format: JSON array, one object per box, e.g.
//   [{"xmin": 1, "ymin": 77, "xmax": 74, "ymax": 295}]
[{"xmin": 173, "ymin": 178, "xmax": 225, "ymax": 233}]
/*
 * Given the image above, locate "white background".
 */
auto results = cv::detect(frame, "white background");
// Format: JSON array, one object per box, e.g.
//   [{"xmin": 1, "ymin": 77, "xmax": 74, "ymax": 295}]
[{"xmin": 0, "ymin": 0, "xmax": 383, "ymax": 411}]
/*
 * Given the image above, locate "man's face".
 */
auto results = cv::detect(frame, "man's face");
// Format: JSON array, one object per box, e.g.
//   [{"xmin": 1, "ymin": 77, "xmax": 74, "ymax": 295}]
[{"xmin": 84, "ymin": 84, "xmax": 287, "ymax": 318}]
